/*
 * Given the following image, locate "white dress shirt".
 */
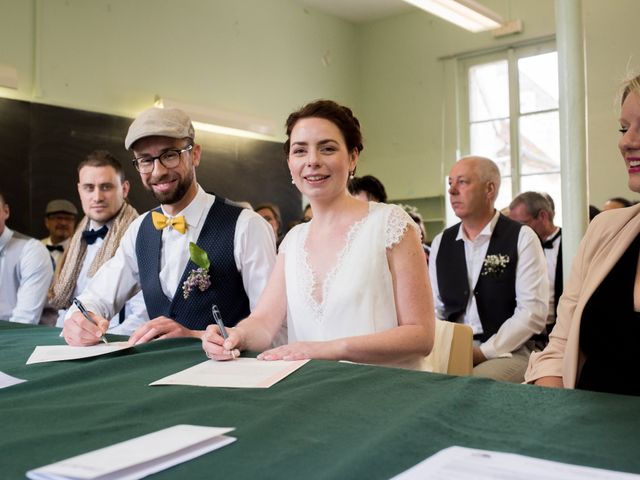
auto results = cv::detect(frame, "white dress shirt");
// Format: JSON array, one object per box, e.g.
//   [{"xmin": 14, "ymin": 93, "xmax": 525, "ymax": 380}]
[
  {"xmin": 0, "ymin": 227, "xmax": 54, "ymax": 324},
  {"xmin": 429, "ymin": 211, "xmax": 549, "ymax": 359},
  {"xmin": 55, "ymin": 219, "xmax": 149, "ymax": 335},
  {"xmin": 66, "ymin": 186, "xmax": 276, "ymax": 325},
  {"xmin": 41, "ymin": 237, "xmax": 70, "ymax": 267}
]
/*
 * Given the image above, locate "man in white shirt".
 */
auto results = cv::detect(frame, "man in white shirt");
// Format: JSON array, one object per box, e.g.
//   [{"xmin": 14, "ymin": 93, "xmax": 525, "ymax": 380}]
[
  {"xmin": 63, "ymin": 107, "xmax": 276, "ymax": 346},
  {"xmin": 0, "ymin": 191, "xmax": 53, "ymax": 324},
  {"xmin": 49, "ymin": 150, "xmax": 148, "ymax": 335},
  {"xmin": 509, "ymin": 191, "xmax": 562, "ymax": 332},
  {"xmin": 41, "ymin": 199, "xmax": 78, "ymax": 267},
  {"xmin": 429, "ymin": 157, "xmax": 549, "ymax": 382}
]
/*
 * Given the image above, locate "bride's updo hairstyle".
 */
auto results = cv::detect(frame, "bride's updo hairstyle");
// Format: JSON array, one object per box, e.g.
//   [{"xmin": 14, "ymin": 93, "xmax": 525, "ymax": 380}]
[{"xmin": 284, "ymin": 100, "xmax": 364, "ymax": 156}]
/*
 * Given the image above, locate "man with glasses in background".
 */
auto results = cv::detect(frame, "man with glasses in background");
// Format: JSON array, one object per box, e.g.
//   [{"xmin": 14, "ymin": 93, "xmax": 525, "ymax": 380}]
[{"xmin": 63, "ymin": 107, "xmax": 276, "ymax": 346}]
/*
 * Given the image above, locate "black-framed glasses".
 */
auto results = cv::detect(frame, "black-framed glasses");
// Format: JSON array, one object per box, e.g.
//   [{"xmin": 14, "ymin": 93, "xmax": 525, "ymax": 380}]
[{"xmin": 132, "ymin": 144, "xmax": 193, "ymax": 173}]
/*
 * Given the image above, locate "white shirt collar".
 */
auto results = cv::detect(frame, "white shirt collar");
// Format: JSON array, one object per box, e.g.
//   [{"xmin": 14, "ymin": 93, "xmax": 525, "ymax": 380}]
[
  {"xmin": 544, "ymin": 227, "xmax": 561, "ymax": 243},
  {"xmin": 456, "ymin": 209, "xmax": 500, "ymax": 242},
  {"xmin": 0, "ymin": 227, "xmax": 13, "ymax": 254},
  {"xmin": 161, "ymin": 184, "xmax": 209, "ymax": 230}
]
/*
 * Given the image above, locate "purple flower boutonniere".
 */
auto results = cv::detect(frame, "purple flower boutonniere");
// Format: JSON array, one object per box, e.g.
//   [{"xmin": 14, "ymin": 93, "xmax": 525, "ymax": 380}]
[{"xmin": 182, "ymin": 242, "xmax": 212, "ymax": 299}]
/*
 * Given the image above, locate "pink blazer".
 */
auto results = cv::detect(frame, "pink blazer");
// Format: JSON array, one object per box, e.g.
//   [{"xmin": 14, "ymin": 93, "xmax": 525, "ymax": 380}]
[{"xmin": 525, "ymin": 203, "xmax": 640, "ymax": 387}]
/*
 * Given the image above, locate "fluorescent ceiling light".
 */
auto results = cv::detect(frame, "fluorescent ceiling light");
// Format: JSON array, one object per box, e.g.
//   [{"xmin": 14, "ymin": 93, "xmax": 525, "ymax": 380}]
[
  {"xmin": 403, "ymin": 0, "xmax": 503, "ymax": 32},
  {"xmin": 154, "ymin": 96, "xmax": 279, "ymax": 142}
]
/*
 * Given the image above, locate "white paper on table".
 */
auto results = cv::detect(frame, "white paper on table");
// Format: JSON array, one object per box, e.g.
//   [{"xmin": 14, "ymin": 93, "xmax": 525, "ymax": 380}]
[
  {"xmin": 26, "ymin": 342, "xmax": 132, "ymax": 365},
  {"xmin": 150, "ymin": 357, "xmax": 310, "ymax": 388},
  {"xmin": 26, "ymin": 424, "xmax": 236, "ymax": 480},
  {"xmin": 0, "ymin": 371, "xmax": 26, "ymax": 388},
  {"xmin": 391, "ymin": 446, "xmax": 640, "ymax": 480}
]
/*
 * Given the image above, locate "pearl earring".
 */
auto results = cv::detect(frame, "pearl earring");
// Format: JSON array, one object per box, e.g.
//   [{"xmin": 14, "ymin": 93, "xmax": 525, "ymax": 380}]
[
  {"xmin": 349, "ymin": 171, "xmax": 355, "ymax": 180},
  {"xmin": 291, "ymin": 178, "xmax": 295, "ymax": 184}
]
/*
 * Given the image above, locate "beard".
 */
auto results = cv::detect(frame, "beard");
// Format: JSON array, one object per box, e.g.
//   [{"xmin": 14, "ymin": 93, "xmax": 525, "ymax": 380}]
[{"xmin": 146, "ymin": 168, "xmax": 195, "ymax": 205}]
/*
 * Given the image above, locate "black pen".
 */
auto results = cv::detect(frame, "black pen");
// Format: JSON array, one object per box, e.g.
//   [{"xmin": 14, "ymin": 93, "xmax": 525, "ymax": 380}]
[
  {"xmin": 73, "ymin": 298, "xmax": 108, "ymax": 344},
  {"xmin": 212, "ymin": 305, "xmax": 236, "ymax": 358}
]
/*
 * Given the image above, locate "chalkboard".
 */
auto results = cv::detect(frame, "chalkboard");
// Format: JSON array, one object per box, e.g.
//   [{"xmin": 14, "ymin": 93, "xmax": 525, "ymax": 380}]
[{"xmin": 0, "ymin": 98, "xmax": 301, "ymax": 238}]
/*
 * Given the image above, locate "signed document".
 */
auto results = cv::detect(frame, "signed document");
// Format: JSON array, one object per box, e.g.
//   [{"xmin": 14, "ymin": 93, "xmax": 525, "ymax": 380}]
[
  {"xmin": 391, "ymin": 446, "xmax": 640, "ymax": 479},
  {"xmin": 150, "ymin": 357, "xmax": 310, "ymax": 388},
  {"xmin": 26, "ymin": 342, "xmax": 132, "ymax": 365},
  {"xmin": 27, "ymin": 424, "xmax": 235, "ymax": 480}
]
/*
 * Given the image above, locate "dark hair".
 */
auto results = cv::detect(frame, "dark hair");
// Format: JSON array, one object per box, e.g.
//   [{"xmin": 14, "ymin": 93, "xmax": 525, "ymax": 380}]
[
  {"xmin": 77, "ymin": 150, "xmax": 125, "ymax": 182},
  {"xmin": 510, "ymin": 191, "xmax": 554, "ymax": 221},
  {"xmin": 255, "ymin": 203, "xmax": 282, "ymax": 225},
  {"xmin": 348, "ymin": 175, "xmax": 387, "ymax": 203},
  {"xmin": 607, "ymin": 196, "xmax": 632, "ymax": 208},
  {"xmin": 284, "ymin": 100, "xmax": 364, "ymax": 155}
]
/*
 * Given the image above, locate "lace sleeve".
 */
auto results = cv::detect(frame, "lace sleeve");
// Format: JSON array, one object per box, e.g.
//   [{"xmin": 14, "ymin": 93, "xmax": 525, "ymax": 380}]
[{"xmin": 385, "ymin": 205, "xmax": 420, "ymax": 249}]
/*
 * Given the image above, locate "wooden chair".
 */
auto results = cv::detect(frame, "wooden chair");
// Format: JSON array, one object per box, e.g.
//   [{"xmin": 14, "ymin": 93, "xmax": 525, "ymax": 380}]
[{"xmin": 424, "ymin": 320, "xmax": 474, "ymax": 376}]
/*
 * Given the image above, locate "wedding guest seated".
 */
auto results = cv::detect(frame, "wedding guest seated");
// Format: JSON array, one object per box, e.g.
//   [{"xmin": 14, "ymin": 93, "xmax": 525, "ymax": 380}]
[
  {"xmin": 526, "ymin": 74, "xmax": 640, "ymax": 396},
  {"xmin": 0, "ymin": 191, "xmax": 53, "ymax": 323},
  {"xmin": 41, "ymin": 199, "xmax": 78, "ymax": 267},
  {"xmin": 509, "ymin": 191, "xmax": 562, "ymax": 333},
  {"xmin": 202, "ymin": 100, "xmax": 435, "ymax": 369},
  {"xmin": 255, "ymin": 203, "xmax": 282, "ymax": 246},
  {"xmin": 602, "ymin": 196, "xmax": 632, "ymax": 211},
  {"xmin": 429, "ymin": 157, "xmax": 548, "ymax": 383},
  {"xmin": 348, "ymin": 174, "xmax": 388, "ymax": 203}
]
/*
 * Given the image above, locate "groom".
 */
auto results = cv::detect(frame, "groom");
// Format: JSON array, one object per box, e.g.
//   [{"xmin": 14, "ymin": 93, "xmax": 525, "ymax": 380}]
[{"xmin": 63, "ymin": 107, "xmax": 276, "ymax": 346}]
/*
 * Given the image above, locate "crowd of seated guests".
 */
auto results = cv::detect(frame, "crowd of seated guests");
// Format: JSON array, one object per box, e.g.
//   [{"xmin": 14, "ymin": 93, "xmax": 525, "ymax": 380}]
[{"xmin": 2, "ymin": 74, "xmax": 640, "ymax": 397}]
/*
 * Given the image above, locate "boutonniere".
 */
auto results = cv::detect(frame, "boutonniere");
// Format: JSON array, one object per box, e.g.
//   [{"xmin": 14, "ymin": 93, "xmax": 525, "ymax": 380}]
[
  {"xmin": 182, "ymin": 242, "xmax": 212, "ymax": 299},
  {"xmin": 481, "ymin": 254, "xmax": 510, "ymax": 277}
]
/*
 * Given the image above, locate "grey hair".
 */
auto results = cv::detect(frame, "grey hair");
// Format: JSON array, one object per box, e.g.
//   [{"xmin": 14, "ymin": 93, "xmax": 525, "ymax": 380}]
[
  {"xmin": 460, "ymin": 156, "xmax": 501, "ymax": 196},
  {"xmin": 510, "ymin": 191, "xmax": 554, "ymax": 221}
]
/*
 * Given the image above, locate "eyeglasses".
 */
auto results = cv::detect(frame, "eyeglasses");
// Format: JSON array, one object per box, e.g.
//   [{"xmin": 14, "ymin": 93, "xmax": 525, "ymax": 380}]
[{"xmin": 132, "ymin": 144, "xmax": 193, "ymax": 173}]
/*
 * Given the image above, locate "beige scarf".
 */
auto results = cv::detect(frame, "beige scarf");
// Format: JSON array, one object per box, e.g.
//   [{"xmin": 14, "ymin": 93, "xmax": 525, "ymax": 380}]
[{"xmin": 49, "ymin": 202, "xmax": 139, "ymax": 309}]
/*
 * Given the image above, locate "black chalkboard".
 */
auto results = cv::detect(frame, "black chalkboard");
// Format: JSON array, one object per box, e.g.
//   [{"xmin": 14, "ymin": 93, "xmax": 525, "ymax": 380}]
[{"xmin": 0, "ymin": 98, "xmax": 300, "ymax": 238}]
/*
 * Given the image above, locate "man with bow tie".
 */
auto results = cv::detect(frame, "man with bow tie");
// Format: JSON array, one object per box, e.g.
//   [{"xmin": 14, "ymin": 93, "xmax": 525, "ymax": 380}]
[
  {"xmin": 509, "ymin": 191, "xmax": 563, "ymax": 334},
  {"xmin": 63, "ymin": 107, "xmax": 276, "ymax": 346},
  {"xmin": 41, "ymin": 199, "xmax": 78, "ymax": 268},
  {"xmin": 0, "ymin": 191, "xmax": 53, "ymax": 324},
  {"xmin": 51, "ymin": 150, "xmax": 148, "ymax": 334}
]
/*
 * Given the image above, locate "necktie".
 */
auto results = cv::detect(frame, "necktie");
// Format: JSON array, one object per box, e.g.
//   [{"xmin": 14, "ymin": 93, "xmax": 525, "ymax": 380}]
[
  {"xmin": 46, "ymin": 244, "xmax": 64, "ymax": 252},
  {"xmin": 151, "ymin": 211, "xmax": 187, "ymax": 234},
  {"xmin": 82, "ymin": 225, "xmax": 109, "ymax": 245},
  {"xmin": 542, "ymin": 229, "xmax": 561, "ymax": 249}
]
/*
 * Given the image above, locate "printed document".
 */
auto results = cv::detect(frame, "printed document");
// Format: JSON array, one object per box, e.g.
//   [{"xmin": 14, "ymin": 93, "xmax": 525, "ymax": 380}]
[
  {"xmin": 0, "ymin": 371, "xmax": 26, "ymax": 389},
  {"xmin": 27, "ymin": 424, "xmax": 235, "ymax": 480},
  {"xmin": 391, "ymin": 446, "xmax": 640, "ymax": 479},
  {"xmin": 150, "ymin": 357, "xmax": 310, "ymax": 388}
]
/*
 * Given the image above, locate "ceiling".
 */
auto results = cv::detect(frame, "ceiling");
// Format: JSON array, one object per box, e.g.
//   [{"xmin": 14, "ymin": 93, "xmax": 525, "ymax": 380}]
[{"xmin": 297, "ymin": 0, "xmax": 414, "ymax": 23}]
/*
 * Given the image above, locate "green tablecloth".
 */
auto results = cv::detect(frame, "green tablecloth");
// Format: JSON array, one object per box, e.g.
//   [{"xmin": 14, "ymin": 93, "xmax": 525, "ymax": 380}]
[{"xmin": 1, "ymin": 321, "xmax": 639, "ymax": 479}]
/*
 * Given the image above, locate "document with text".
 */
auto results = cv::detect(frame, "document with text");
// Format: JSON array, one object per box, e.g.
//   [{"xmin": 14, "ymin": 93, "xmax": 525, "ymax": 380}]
[
  {"xmin": 26, "ymin": 342, "xmax": 132, "ymax": 365},
  {"xmin": 391, "ymin": 446, "xmax": 640, "ymax": 479},
  {"xmin": 26, "ymin": 424, "xmax": 235, "ymax": 480},
  {"xmin": 150, "ymin": 357, "xmax": 310, "ymax": 388}
]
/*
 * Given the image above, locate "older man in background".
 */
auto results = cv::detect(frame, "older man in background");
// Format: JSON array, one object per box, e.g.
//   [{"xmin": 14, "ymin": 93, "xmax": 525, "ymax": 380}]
[
  {"xmin": 429, "ymin": 157, "xmax": 549, "ymax": 383},
  {"xmin": 41, "ymin": 199, "xmax": 78, "ymax": 267}
]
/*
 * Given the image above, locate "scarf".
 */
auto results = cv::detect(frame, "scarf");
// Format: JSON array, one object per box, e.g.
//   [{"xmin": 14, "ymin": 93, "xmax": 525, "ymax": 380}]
[{"xmin": 48, "ymin": 202, "xmax": 139, "ymax": 309}]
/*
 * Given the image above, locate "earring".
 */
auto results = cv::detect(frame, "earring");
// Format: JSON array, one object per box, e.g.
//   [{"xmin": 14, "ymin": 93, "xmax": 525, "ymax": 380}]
[
  {"xmin": 349, "ymin": 171, "xmax": 355, "ymax": 180},
  {"xmin": 291, "ymin": 178, "xmax": 295, "ymax": 184}
]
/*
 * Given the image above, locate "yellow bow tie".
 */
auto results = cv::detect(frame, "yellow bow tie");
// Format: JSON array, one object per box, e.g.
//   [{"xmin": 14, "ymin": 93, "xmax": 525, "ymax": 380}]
[{"xmin": 151, "ymin": 211, "xmax": 188, "ymax": 234}]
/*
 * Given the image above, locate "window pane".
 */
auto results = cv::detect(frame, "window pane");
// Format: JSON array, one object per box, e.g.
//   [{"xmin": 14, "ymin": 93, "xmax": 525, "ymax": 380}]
[
  {"xmin": 496, "ymin": 176, "xmax": 512, "ymax": 212},
  {"xmin": 520, "ymin": 173, "xmax": 563, "ymax": 226},
  {"xmin": 518, "ymin": 52, "xmax": 559, "ymax": 114},
  {"xmin": 470, "ymin": 119, "xmax": 511, "ymax": 176},
  {"xmin": 519, "ymin": 111, "xmax": 560, "ymax": 174},
  {"xmin": 469, "ymin": 60, "xmax": 509, "ymax": 122}
]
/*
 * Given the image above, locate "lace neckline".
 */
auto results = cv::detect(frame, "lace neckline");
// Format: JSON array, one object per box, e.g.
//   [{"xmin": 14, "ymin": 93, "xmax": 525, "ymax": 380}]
[{"xmin": 300, "ymin": 203, "xmax": 373, "ymax": 319}]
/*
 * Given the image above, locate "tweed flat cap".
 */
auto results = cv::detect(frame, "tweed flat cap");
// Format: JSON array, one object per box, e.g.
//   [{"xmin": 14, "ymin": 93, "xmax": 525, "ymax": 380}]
[
  {"xmin": 45, "ymin": 199, "xmax": 78, "ymax": 215},
  {"xmin": 125, "ymin": 107, "xmax": 195, "ymax": 150}
]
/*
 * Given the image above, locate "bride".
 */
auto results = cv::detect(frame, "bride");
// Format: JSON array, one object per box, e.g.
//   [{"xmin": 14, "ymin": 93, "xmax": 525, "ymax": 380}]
[{"xmin": 202, "ymin": 100, "xmax": 434, "ymax": 369}]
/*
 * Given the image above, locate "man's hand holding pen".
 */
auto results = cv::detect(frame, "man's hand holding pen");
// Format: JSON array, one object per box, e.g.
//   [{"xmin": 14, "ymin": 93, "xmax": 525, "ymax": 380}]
[{"xmin": 63, "ymin": 308, "xmax": 110, "ymax": 346}]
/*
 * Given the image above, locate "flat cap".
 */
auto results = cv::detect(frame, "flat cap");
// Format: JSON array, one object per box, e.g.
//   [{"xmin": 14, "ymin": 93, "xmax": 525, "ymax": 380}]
[
  {"xmin": 46, "ymin": 199, "xmax": 78, "ymax": 216},
  {"xmin": 125, "ymin": 107, "xmax": 195, "ymax": 150}
]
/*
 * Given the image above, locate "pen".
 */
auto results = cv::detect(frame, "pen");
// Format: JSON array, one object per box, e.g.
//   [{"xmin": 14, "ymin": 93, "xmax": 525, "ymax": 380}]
[
  {"xmin": 73, "ymin": 298, "xmax": 108, "ymax": 344},
  {"xmin": 211, "ymin": 305, "xmax": 236, "ymax": 358}
]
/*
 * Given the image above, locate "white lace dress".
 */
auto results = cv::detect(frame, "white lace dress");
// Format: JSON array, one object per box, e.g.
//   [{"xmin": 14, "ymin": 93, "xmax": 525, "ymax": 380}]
[{"xmin": 279, "ymin": 202, "xmax": 419, "ymax": 352}]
